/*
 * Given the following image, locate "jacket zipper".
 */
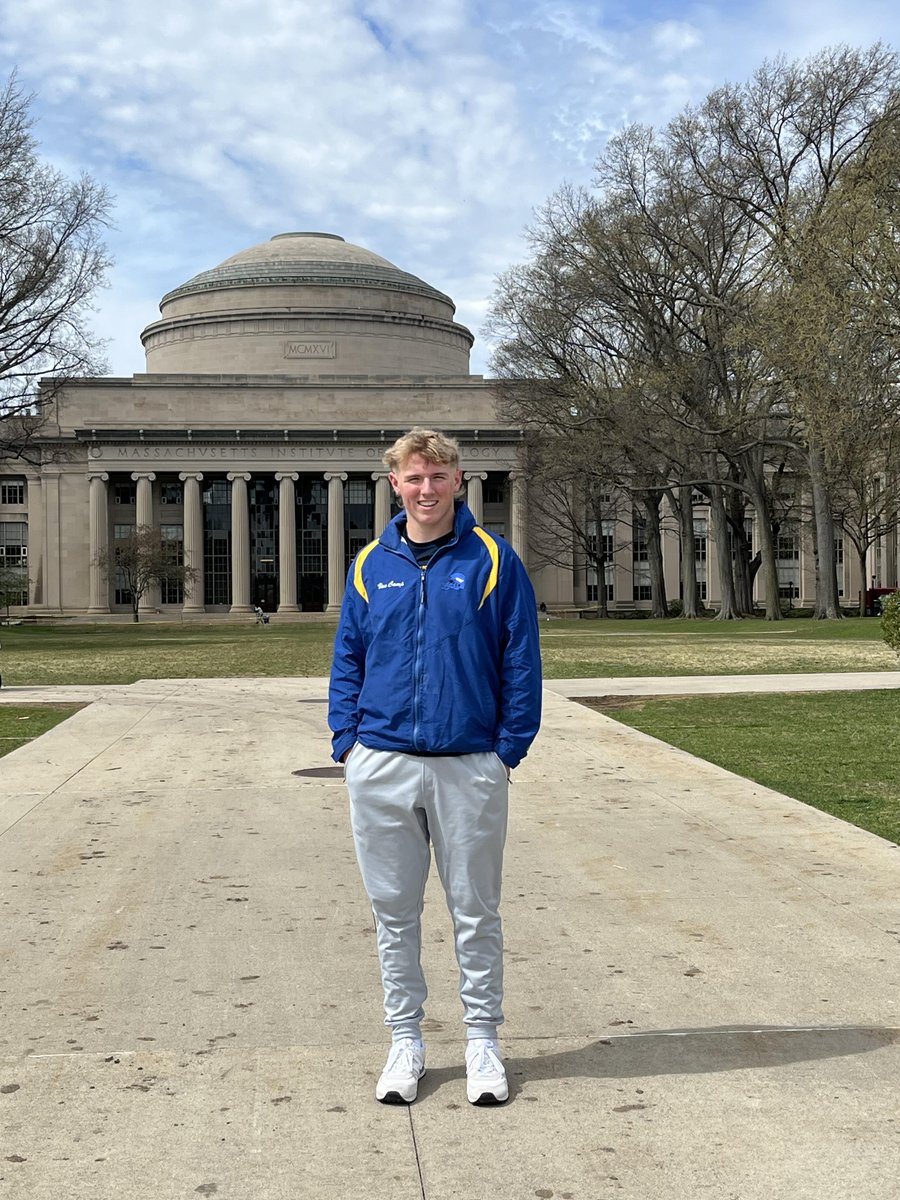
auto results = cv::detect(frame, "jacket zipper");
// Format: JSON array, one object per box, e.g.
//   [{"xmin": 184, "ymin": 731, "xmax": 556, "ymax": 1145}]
[
  {"xmin": 413, "ymin": 565, "xmax": 427, "ymax": 750},
  {"xmin": 385, "ymin": 535, "xmax": 458, "ymax": 753}
]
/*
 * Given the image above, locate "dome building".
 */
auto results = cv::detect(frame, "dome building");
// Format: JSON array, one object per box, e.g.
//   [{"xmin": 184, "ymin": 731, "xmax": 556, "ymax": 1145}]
[{"xmin": 6, "ymin": 232, "xmax": 533, "ymax": 617}]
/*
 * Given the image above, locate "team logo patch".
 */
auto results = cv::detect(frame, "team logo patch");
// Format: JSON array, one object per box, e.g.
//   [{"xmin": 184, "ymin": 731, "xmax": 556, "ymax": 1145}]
[{"xmin": 443, "ymin": 573, "xmax": 466, "ymax": 591}]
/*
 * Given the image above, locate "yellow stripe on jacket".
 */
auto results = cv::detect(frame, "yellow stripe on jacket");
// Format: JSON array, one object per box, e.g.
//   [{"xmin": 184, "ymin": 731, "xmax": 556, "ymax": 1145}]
[
  {"xmin": 352, "ymin": 539, "xmax": 381, "ymax": 602},
  {"xmin": 472, "ymin": 527, "xmax": 500, "ymax": 609}
]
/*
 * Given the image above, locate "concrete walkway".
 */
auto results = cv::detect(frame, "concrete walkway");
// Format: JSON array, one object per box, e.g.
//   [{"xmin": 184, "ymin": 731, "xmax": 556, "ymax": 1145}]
[{"xmin": 1, "ymin": 676, "xmax": 898, "ymax": 1199}]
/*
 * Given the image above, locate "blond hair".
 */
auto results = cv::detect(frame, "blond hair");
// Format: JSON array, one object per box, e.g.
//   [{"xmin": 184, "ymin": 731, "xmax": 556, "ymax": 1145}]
[{"xmin": 383, "ymin": 428, "xmax": 461, "ymax": 472}]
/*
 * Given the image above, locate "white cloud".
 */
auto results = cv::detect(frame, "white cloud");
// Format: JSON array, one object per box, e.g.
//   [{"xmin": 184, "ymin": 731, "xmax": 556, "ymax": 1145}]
[{"xmin": 651, "ymin": 20, "xmax": 703, "ymax": 57}]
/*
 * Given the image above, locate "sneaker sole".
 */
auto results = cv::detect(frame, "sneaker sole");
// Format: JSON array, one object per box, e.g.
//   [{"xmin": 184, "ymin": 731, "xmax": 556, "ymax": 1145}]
[
  {"xmin": 468, "ymin": 1088, "xmax": 508, "ymax": 1106},
  {"xmin": 376, "ymin": 1070, "xmax": 425, "ymax": 1105},
  {"xmin": 377, "ymin": 1089, "xmax": 416, "ymax": 1105}
]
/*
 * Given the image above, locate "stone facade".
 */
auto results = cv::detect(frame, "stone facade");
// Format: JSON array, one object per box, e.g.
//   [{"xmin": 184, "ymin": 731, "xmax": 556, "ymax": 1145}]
[
  {"xmin": 3, "ymin": 233, "xmax": 536, "ymax": 617},
  {"xmin": 2, "ymin": 231, "xmax": 896, "ymax": 619}
]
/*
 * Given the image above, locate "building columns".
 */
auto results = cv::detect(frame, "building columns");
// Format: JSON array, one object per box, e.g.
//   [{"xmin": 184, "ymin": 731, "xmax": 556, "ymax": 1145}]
[
  {"xmin": 509, "ymin": 470, "xmax": 528, "ymax": 564},
  {"xmin": 372, "ymin": 472, "xmax": 392, "ymax": 538},
  {"xmin": 26, "ymin": 475, "xmax": 45, "ymax": 609},
  {"xmin": 87, "ymin": 472, "xmax": 110, "ymax": 614},
  {"xmin": 465, "ymin": 471, "xmax": 487, "ymax": 524},
  {"xmin": 276, "ymin": 472, "xmax": 300, "ymax": 611},
  {"xmin": 132, "ymin": 471, "xmax": 158, "ymax": 612},
  {"xmin": 179, "ymin": 473, "xmax": 205, "ymax": 613},
  {"xmin": 228, "ymin": 472, "xmax": 252, "ymax": 612},
  {"xmin": 325, "ymin": 472, "xmax": 348, "ymax": 613}
]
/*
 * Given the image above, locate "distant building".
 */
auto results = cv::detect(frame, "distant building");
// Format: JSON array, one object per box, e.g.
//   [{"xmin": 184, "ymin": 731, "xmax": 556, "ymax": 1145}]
[{"xmin": 1, "ymin": 231, "xmax": 895, "ymax": 618}]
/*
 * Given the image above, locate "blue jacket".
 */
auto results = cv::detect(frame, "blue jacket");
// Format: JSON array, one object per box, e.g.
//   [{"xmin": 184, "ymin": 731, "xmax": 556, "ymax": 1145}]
[{"xmin": 328, "ymin": 502, "xmax": 542, "ymax": 768}]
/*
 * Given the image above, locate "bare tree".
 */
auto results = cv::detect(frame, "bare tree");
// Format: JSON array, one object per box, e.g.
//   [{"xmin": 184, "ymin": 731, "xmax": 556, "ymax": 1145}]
[
  {"xmin": 0, "ymin": 72, "xmax": 112, "ymax": 460},
  {"xmin": 672, "ymin": 44, "xmax": 900, "ymax": 618},
  {"xmin": 95, "ymin": 526, "xmax": 196, "ymax": 623}
]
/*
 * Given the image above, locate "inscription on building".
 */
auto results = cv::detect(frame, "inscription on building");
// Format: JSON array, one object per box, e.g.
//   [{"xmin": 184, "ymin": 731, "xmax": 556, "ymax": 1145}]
[
  {"xmin": 89, "ymin": 444, "xmax": 514, "ymax": 464},
  {"xmin": 283, "ymin": 340, "xmax": 336, "ymax": 359}
]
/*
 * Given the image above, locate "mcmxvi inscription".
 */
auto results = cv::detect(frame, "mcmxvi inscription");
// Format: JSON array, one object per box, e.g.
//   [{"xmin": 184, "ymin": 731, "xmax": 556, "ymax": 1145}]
[{"xmin": 284, "ymin": 340, "xmax": 336, "ymax": 358}]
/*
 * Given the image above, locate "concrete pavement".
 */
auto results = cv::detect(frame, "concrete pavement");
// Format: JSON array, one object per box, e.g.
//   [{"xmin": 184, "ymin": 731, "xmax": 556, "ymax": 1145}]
[{"xmin": 1, "ymin": 675, "xmax": 898, "ymax": 1199}]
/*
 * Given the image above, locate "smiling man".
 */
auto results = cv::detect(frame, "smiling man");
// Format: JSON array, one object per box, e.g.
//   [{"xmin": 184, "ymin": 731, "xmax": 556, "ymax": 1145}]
[{"xmin": 328, "ymin": 427, "xmax": 542, "ymax": 1106}]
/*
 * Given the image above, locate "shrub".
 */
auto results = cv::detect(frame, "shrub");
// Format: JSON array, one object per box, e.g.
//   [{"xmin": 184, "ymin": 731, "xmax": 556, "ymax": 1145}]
[{"xmin": 881, "ymin": 592, "xmax": 900, "ymax": 656}]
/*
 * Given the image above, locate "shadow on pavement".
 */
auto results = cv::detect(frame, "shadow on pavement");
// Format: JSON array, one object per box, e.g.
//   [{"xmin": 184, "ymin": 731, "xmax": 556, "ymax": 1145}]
[{"xmin": 415, "ymin": 1023, "xmax": 899, "ymax": 1101}]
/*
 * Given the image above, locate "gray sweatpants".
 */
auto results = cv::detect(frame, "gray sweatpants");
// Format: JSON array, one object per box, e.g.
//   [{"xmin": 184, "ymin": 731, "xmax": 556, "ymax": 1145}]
[{"xmin": 345, "ymin": 745, "xmax": 509, "ymax": 1043}]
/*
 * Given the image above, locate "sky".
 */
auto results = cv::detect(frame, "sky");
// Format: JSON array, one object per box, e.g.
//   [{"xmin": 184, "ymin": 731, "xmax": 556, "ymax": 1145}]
[{"xmin": 1, "ymin": 0, "xmax": 899, "ymax": 378}]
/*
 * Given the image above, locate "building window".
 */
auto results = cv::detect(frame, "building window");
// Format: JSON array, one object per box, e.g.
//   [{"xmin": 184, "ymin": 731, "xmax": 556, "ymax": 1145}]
[
  {"xmin": 296, "ymin": 479, "xmax": 328, "ymax": 611},
  {"xmin": 344, "ymin": 476, "xmax": 373, "ymax": 573},
  {"xmin": 776, "ymin": 522, "xmax": 800, "ymax": 600},
  {"xmin": 202, "ymin": 480, "xmax": 231, "ymax": 606},
  {"xmin": 160, "ymin": 524, "xmax": 184, "ymax": 604},
  {"xmin": 694, "ymin": 517, "xmax": 708, "ymax": 603},
  {"xmin": 0, "ymin": 519, "xmax": 27, "ymax": 604},
  {"xmin": 1, "ymin": 482, "xmax": 25, "ymax": 505},
  {"xmin": 484, "ymin": 480, "xmax": 506, "ymax": 505},
  {"xmin": 346, "ymin": 480, "xmax": 369, "ymax": 505},
  {"xmin": 160, "ymin": 482, "xmax": 183, "ymax": 506},
  {"xmin": 632, "ymin": 511, "xmax": 651, "ymax": 601},
  {"xmin": 114, "ymin": 482, "xmax": 136, "ymax": 506},
  {"xmin": 249, "ymin": 478, "xmax": 277, "ymax": 610},
  {"xmin": 834, "ymin": 535, "xmax": 844, "ymax": 599},
  {"xmin": 586, "ymin": 519, "xmax": 615, "ymax": 602},
  {"xmin": 112, "ymin": 523, "xmax": 135, "ymax": 605}
]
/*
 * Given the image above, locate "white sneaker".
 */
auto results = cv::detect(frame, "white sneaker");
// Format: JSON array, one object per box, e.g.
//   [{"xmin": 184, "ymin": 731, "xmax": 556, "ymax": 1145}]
[
  {"xmin": 375, "ymin": 1038, "xmax": 426, "ymax": 1104},
  {"xmin": 465, "ymin": 1038, "xmax": 509, "ymax": 1105}
]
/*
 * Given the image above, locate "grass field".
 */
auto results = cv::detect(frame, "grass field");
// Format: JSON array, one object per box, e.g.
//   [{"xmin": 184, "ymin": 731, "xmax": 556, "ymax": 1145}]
[
  {"xmin": 0, "ymin": 704, "xmax": 83, "ymax": 756},
  {"xmin": 0, "ymin": 615, "xmax": 895, "ymax": 685},
  {"xmin": 586, "ymin": 690, "xmax": 900, "ymax": 845}
]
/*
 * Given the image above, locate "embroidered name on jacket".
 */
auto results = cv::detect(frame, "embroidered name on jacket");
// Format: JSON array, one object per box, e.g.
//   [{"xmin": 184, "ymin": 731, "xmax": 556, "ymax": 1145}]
[{"xmin": 376, "ymin": 580, "xmax": 405, "ymax": 589}]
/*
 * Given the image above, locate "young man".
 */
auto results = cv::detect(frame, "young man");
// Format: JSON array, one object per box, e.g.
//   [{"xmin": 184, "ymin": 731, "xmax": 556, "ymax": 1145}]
[{"xmin": 328, "ymin": 428, "xmax": 542, "ymax": 1106}]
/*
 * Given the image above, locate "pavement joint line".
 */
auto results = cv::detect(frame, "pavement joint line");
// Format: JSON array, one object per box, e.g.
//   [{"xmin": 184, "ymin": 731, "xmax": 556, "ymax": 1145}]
[{"xmin": 407, "ymin": 1107, "xmax": 427, "ymax": 1200}]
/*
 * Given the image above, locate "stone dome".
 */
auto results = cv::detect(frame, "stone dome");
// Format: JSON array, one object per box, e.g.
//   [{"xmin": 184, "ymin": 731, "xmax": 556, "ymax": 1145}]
[{"xmin": 140, "ymin": 232, "xmax": 474, "ymax": 376}]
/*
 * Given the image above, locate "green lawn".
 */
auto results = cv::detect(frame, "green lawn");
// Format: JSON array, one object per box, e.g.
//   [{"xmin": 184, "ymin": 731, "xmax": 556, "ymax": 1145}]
[
  {"xmin": 0, "ymin": 704, "xmax": 82, "ymax": 757},
  {"xmin": 0, "ymin": 615, "xmax": 895, "ymax": 686},
  {"xmin": 0, "ymin": 621, "xmax": 336, "ymax": 685},
  {"xmin": 585, "ymin": 690, "xmax": 900, "ymax": 845},
  {"xmin": 539, "ymin": 615, "xmax": 897, "ymax": 677}
]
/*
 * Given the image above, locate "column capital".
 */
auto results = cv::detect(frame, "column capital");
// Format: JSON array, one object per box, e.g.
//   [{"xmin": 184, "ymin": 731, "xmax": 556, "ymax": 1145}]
[
  {"xmin": 508, "ymin": 469, "xmax": 526, "ymax": 480},
  {"xmin": 87, "ymin": 471, "xmax": 109, "ymax": 483},
  {"xmin": 371, "ymin": 471, "xmax": 390, "ymax": 481},
  {"xmin": 227, "ymin": 471, "xmax": 252, "ymax": 483},
  {"xmin": 275, "ymin": 472, "xmax": 299, "ymax": 483},
  {"xmin": 465, "ymin": 471, "xmax": 488, "ymax": 482},
  {"xmin": 178, "ymin": 472, "xmax": 204, "ymax": 483},
  {"xmin": 130, "ymin": 471, "xmax": 157, "ymax": 482},
  {"xmin": 324, "ymin": 471, "xmax": 348, "ymax": 483}
]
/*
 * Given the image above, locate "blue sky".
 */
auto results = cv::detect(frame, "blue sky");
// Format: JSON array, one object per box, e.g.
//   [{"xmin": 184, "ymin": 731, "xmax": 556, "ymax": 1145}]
[{"xmin": 1, "ymin": 0, "xmax": 898, "ymax": 376}]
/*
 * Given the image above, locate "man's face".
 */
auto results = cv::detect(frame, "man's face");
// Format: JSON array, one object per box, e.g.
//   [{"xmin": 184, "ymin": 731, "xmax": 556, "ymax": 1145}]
[{"xmin": 389, "ymin": 453, "xmax": 463, "ymax": 540}]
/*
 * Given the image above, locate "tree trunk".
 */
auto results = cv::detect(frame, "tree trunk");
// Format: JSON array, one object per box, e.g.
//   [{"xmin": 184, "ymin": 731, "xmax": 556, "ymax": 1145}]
[
  {"xmin": 708, "ymin": 477, "xmax": 741, "ymax": 620},
  {"xmin": 727, "ymin": 486, "xmax": 756, "ymax": 614},
  {"xmin": 589, "ymin": 553, "xmax": 610, "ymax": 618},
  {"xmin": 674, "ymin": 485, "xmax": 700, "ymax": 618},
  {"xmin": 741, "ymin": 453, "xmax": 782, "ymax": 621},
  {"xmin": 808, "ymin": 440, "xmax": 843, "ymax": 619},
  {"xmin": 637, "ymin": 493, "xmax": 668, "ymax": 618}
]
